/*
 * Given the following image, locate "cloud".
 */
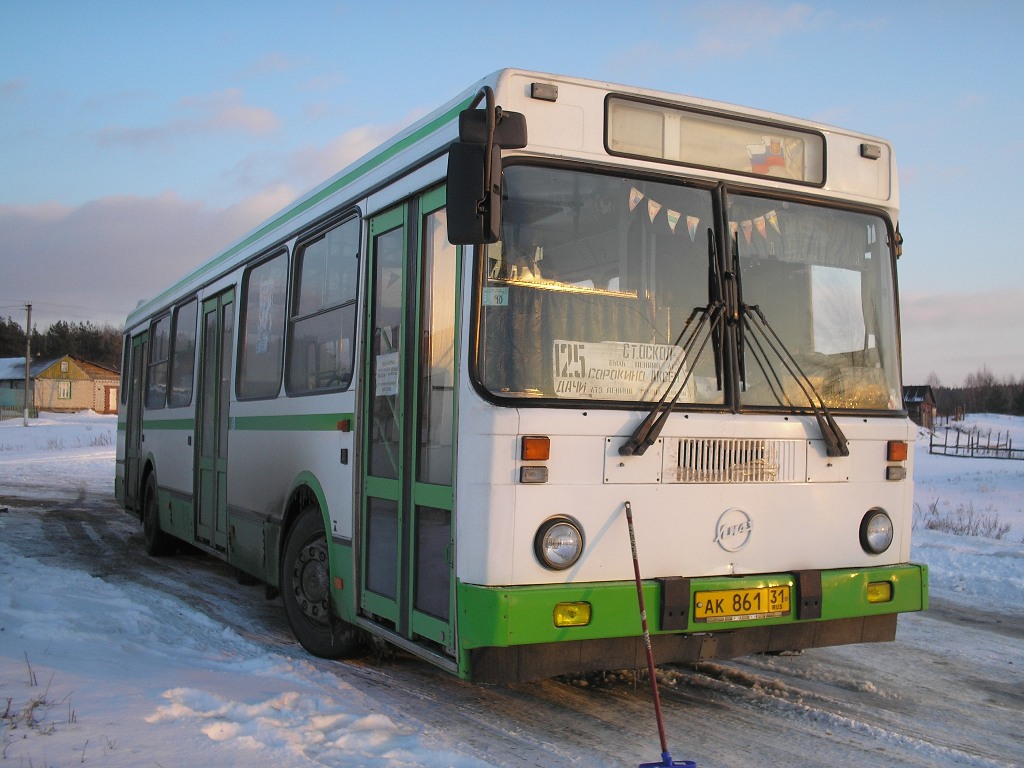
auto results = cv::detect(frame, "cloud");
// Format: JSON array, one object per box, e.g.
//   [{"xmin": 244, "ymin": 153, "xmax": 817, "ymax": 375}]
[
  {"xmin": 0, "ymin": 112, "xmax": 419, "ymax": 330},
  {"xmin": 900, "ymin": 288, "xmax": 1024, "ymax": 385},
  {"xmin": 608, "ymin": 2, "xmax": 828, "ymax": 78},
  {"xmin": 219, "ymin": 117, "xmax": 415, "ymax": 198},
  {"xmin": 238, "ymin": 51, "xmax": 297, "ymax": 78},
  {"xmin": 690, "ymin": 2, "xmax": 820, "ymax": 57},
  {"xmin": 288, "ymin": 119, "xmax": 416, "ymax": 185},
  {"xmin": 94, "ymin": 88, "xmax": 280, "ymax": 148},
  {"xmin": 1, "ymin": 79, "xmax": 28, "ymax": 99},
  {"xmin": 0, "ymin": 192, "xmax": 285, "ymax": 329}
]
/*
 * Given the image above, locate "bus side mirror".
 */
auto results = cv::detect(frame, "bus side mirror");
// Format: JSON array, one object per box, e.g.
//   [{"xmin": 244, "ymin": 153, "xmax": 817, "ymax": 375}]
[
  {"xmin": 447, "ymin": 89, "xmax": 527, "ymax": 246},
  {"xmin": 447, "ymin": 141, "xmax": 502, "ymax": 244}
]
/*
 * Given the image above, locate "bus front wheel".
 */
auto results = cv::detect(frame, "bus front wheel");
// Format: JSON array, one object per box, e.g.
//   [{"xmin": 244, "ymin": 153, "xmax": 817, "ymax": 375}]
[{"xmin": 281, "ymin": 506, "xmax": 360, "ymax": 659}]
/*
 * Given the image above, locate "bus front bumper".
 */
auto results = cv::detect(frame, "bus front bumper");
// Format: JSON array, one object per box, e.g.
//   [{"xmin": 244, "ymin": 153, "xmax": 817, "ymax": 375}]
[{"xmin": 457, "ymin": 563, "xmax": 927, "ymax": 683}]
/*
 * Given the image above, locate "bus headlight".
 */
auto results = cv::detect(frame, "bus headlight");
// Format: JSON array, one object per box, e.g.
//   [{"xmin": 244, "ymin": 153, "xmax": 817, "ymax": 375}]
[
  {"xmin": 534, "ymin": 517, "xmax": 584, "ymax": 570},
  {"xmin": 860, "ymin": 509, "xmax": 893, "ymax": 554}
]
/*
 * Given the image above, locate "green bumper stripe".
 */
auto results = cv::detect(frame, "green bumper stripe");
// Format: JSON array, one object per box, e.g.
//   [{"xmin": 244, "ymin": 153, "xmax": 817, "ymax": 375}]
[{"xmin": 457, "ymin": 564, "xmax": 928, "ymax": 649}]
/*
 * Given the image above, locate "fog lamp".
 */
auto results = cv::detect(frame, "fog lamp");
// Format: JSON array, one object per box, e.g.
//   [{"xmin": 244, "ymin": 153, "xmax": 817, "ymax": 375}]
[
  {"xmin": 867, "ymin": 582, "xmax": 893, "ymax": 603},
  {"xmin": 553, "ymin": 602, "xmax": 591, "ymax": 627}
]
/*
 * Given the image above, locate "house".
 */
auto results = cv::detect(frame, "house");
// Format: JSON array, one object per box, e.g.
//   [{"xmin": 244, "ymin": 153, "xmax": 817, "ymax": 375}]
[
  {"xmin": 0, "ymin": 355, "xmax": 120, "ymax": 414},
  {"xmin": 903, "ymin": 385, "xmax": 936, "ymax": 429}
]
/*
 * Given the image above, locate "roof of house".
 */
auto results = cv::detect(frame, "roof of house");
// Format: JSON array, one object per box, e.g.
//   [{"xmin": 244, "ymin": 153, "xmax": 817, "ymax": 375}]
[
  {"xmin": 0, "ymin": 356, "xmax": 118, "ymax": 382},
  {"xmin": 903, "ymin": 385, "xmax": 935, "ymax": 405},
  {"xmin": 0, "ymin": 356, "xmax": 62, "ymax": 381}
]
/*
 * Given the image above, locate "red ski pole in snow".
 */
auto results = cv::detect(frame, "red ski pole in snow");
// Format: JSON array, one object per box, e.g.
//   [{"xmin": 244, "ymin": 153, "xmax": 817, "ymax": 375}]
[{"xmin": 625, "ymin": 501, "xmax": 696, "ymax": 768}]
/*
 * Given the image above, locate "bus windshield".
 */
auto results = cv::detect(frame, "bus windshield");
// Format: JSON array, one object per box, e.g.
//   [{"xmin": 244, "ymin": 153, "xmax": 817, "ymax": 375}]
[{"xmin": 475, "ymin": 165, "xmax": 902, "ymax": 412}]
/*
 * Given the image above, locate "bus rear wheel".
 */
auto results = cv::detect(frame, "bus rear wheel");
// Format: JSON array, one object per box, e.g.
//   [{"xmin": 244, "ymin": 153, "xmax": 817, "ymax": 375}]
[
  {"xmin": 142, "ymin": 475, "xmax": 173, "ymax": 556},
  {"xmin": 281, "ymin": 506, "xmax": 360, "ymax": 659}
]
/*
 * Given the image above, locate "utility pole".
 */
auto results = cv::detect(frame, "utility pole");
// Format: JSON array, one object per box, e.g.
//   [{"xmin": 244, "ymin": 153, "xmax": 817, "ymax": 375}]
[{"xmin": 23, "ymin": 303, "xmax": 31, "ymax": 427}]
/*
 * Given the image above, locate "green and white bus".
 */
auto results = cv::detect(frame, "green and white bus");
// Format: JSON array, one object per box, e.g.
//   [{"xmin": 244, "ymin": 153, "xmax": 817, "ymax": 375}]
[{"xmin": 116, "ymin": 69, "xmax": 927, "ymax": 683}]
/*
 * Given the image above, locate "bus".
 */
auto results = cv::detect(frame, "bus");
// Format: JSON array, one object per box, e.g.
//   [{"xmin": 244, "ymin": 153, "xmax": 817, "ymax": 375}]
[{"xmin": 115, "ymin": 69, "xmax": 927, "ymax": 684}]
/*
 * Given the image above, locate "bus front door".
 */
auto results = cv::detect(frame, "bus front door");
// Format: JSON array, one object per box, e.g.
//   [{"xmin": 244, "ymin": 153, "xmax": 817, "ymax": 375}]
[
  {"xmin": 361, "ymin": 187, "xmax": 459, "ymax": 658},
  {"xmin": 195, "ymin": 290, "xmax": 234, "ymax": 552}
]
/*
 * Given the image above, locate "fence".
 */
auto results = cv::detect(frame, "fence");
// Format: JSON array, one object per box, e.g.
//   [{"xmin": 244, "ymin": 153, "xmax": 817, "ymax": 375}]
[
  {"xmin": 0, "ymin": 406, "xmax": 38, "ymax": 421},
  {"xmin": 929, "ymin": 426, "xmax": 1024, "ymax": 461}
]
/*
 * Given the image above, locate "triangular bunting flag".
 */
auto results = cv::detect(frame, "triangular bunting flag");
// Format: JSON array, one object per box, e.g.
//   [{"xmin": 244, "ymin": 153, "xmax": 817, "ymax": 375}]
[
  {"xmin": 629, "ymin": 187, "xmax": 644, "ymax": 211},
  {"xmin": 755, "ymin": 216, "xmax": 767, "ymax": 240},
  {"xmin": 666, "ymin": 209, "xmax": 680, "ymax": 233},
  {"xmin": 687, "ymin": 215, "xmax": 699, "ymax": 242}
]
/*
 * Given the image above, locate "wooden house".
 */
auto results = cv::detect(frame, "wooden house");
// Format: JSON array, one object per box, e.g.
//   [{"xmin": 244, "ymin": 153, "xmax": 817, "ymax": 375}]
[
  {"xmin": 902, "ymin": 385, "xmax": 936, "ymax": 429},
  {"xmin": 0, "ymin": 355, "xmax": 119, "ymax": 414}
]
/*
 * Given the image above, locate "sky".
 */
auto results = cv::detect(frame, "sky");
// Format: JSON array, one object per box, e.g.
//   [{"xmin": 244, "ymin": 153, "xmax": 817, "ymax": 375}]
[{"xmin": 1, "ymin": 1, "xmax": 1022, "ymax": 388}]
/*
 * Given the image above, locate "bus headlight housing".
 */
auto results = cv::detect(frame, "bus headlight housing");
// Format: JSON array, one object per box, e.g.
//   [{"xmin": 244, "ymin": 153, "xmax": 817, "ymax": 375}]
[
  {"xmin": 860, "ymin": 509, "xmax": 894, "ymax": 554},
  {"xmin": 534, "ymin": 517, "xmax": 584, "ymax": 570}
]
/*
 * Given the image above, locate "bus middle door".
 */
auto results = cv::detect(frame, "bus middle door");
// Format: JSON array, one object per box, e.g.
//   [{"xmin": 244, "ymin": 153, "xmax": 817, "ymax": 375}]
[{"xmin": 195, "ymin": 290, "xmax": 234, "ymax": 552}]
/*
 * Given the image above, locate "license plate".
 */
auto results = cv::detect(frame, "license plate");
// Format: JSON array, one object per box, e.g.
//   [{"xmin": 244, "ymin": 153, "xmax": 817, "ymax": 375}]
[{"xmin": 694, "ymin": 586, "xmax": 791, "ymax": 623}]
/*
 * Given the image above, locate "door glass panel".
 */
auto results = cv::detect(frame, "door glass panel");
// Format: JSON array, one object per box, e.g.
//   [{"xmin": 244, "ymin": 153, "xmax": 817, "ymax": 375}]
[
  {"xmin": 218, "ymin": 304, "xmax": 233, "ymax": 455},
  {"xmin": 368, "ymin": 227, "xmax": 404, "ymax": 479},
  {"xmin": 201, "ymin": 310, "xmax": 218, "ymax": 458},
  {"xmin": 414, "ymin": 506, "xmax": 451, "ymax": 620},
  {"xmin": 417, "ymin": 209, "xmax": 457, "ymax": 486},
  {"xmin": 366, "ymin": 497, "xmax": 398, "ymax": 599}
]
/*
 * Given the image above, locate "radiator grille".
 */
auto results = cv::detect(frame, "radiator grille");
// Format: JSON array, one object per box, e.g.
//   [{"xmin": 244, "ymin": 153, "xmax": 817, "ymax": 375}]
[{"xmin": 664, "ymin": 438, "xmax": 800, "ymax": 483}]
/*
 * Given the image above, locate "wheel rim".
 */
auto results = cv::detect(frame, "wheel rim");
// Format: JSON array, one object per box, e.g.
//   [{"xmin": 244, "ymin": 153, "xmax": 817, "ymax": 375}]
[{"xmin": 292, "ymin": 538, "xmax": 330, "ymax": 625}]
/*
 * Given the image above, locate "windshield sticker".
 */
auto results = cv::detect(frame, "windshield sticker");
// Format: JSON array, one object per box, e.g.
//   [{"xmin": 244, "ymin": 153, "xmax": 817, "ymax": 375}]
[
  {"xmin": 552, "ymin": 340, "xmax": 684, "ymax": 399},
  {"xmin": 482, "ymin": 286, "xmax": 509, "ymax": 306}
]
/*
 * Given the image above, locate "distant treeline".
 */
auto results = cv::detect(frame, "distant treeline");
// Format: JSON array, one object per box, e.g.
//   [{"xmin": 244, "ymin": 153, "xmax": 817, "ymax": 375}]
[
  {"xmin": 0, "ymin": 317, "xmax": 122, "ymax": 372},
  {"xmin": 930, "ymin": 368, "xmax": 1024, "ymax": 418}
]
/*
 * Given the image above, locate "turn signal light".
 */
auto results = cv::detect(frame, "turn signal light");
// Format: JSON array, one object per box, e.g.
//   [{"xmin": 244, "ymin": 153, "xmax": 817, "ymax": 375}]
[
  {"xmin": 887, "ymin": 441, "xmax": 908, "ymax": 462},
  {"xmin": 553, "ymin": 602, "xmax": 591, "ymax": 627},
  {"xmin": 521, "ymin": 435, "xmax": 551, "ymax": 461},
  {"xmin": 867, "ymin": 581, "xmax": 893, "ymax": 603}
]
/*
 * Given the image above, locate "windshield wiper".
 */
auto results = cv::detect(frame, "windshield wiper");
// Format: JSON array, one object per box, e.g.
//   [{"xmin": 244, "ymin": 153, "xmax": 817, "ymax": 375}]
[
  {"xmin": 618, "ymin": 302, "xmax": 724, "ymax": 457},
  {"xmin": 741, "ymin": 304, "xmax": 850, "ymax": 457},
  {"xmin": 620, "ymin": 228, "xmax": 725, "ymax": 457}
]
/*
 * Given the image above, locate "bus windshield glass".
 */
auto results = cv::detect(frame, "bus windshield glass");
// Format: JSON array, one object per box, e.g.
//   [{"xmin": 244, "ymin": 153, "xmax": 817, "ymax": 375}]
[{"xmin": 474, "ymin": 165, "xmax": 902, "ymax": 412}]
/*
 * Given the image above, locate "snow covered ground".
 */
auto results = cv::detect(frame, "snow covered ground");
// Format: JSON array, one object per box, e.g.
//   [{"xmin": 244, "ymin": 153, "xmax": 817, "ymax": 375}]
[{"xmin": 1, "ymin": 412, "xmax": 1022, "ymax": 767}]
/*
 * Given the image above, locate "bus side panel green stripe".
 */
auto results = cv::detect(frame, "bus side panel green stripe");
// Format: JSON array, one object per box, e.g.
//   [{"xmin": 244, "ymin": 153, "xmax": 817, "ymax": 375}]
[{"xmin": 231, "ymin": 413, "xmax": 355, "ymax": 431}]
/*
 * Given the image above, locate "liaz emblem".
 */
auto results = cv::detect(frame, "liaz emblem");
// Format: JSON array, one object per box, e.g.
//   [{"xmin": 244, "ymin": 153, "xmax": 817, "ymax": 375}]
[{"xmin": 714, "ymin": 508, "xmax": 752, "ymax": 552}]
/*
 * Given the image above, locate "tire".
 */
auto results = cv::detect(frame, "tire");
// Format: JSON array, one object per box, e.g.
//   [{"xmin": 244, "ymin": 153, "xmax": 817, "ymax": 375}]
[
  {"xmin": 281, "ymin": 505, "xmax": 361, "ymax": 658},
  {"xmin": 142, "ymin": 474, "xmax": 173, "ymax": 557}
]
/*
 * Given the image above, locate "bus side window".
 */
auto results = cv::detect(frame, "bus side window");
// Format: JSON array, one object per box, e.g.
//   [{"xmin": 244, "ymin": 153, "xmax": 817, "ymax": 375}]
[
  {"xmin": 167, "ymin": 298, "xmax": 198, "ymax": 408},
  {"xmin": 286, "ymin": 216, "xmax": 360, "ymax": 394},
  {"xmin": 145, "ymin": 314, "xmax": 171, "ymax": 409},
  {"xmin": 237, "ymin": 250, "xmax": 288, "ymax": 400}
]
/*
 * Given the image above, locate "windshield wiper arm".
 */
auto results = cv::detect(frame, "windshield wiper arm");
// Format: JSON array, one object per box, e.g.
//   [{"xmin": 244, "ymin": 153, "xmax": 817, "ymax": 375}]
[
  {"xmin": 619, "ymin": 301, "xmax": 724, "ymax": 457},
  {"xmin": 741, "ymin": 304, "xmax": 850, "ymax": 457}
]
